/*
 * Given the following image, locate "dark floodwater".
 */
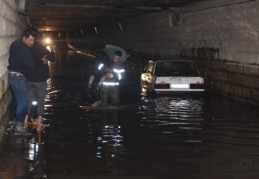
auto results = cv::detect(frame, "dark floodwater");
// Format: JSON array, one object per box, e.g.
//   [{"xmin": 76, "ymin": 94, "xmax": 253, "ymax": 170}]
[{"xmin": 43, "ymin": 49, "xmax": 259, "ymax": 179}]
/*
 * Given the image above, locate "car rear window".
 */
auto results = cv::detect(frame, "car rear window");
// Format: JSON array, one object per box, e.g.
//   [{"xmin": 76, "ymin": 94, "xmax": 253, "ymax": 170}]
[{"xmin": 155, "ymin": 62, "xmax": 200, "ymax": 77}]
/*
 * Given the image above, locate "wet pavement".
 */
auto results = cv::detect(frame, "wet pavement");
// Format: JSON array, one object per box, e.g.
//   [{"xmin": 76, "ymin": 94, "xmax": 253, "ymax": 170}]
[
  {"xmin": 0, "ymin": 130, "xmax": 46, "ymax": 179},
  {"xmin": 1, "ymin": 47, "xmax": 259, "ymax": 179}
]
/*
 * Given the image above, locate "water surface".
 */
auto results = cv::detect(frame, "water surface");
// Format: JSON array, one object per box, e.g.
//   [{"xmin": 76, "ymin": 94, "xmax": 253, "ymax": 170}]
[{"xmin": 43, "ymin": 49, "xmax": 259, "ymax": 179}]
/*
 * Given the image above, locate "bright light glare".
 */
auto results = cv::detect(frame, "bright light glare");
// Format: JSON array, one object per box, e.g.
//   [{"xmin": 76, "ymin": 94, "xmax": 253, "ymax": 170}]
[
  {"xmin": 32, "ymin": 101, "xmax": 38, "ymax": 105},
  {"xmin": 45, "ymin": 37, "xmax": 51, "ymax": 44},
  {"xmin": 46, "ymin": 45, "xmax": 51, "ymax": 52}
]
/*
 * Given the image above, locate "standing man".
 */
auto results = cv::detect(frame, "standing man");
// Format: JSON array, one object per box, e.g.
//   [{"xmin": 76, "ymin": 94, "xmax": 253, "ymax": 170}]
[
  {"xmin": 87, "ymin": 44, "xmax": 133, "ymax": 105},
  {"xmin": 23, "ymin": 32, "xmax": 55, "ymax": 131},
  {"xmin": 99, "ymin": 51, "xmax": 125, "ymax": 107},
  {"xmin": 8, "ymin": 27, "xmax": 38, "ymax": 135}
]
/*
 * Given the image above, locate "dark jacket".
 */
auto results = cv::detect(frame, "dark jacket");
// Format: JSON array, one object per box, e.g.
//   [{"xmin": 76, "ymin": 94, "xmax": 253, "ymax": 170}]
[
  {"xmin": 91, "ymin": 50, "xmax": 110, "ymax": 76},
  {"xmin": 8, "ymin": 39, "xmax": 34, "ymax": 77},
  {"xmin": 104, "ymin": 62, "xmax": 125, "ymax": 83},
  {"xmin": 26, "ymin": 43, "xmax": 55, "ymax": 82}
]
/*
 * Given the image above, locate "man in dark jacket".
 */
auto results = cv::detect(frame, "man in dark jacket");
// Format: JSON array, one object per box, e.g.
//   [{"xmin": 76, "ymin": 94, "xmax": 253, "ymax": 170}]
[
  {"xmin": 8, "ymin": 27, "xmax": 37, "ymax": 135},
  {"xmin": 99, "ymin": 51, "xmax": 125, "ymax": 107},
  {"xmin": 87, "ymin": 45, "xmax": 133, "ymax": 106},
  {"xmin": 23, "ymin": 32, "xmax": 55, "ymax": 131}
]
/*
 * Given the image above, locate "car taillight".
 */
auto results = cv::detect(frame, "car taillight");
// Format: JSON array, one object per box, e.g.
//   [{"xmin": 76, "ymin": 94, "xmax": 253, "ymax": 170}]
[
  {"xmin": 155, "ymin": 83, "xmax": 170, "ymax": 89},
  {"xmin": 190, "ymin": 83, "xmax": 204, "ymax": 89}
]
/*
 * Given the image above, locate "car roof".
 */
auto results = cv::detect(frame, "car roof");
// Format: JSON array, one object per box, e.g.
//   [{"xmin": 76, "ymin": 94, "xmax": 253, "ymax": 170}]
[{"xmin": 148, "ymin": 58, "xmax": 194, "ymax": 63}]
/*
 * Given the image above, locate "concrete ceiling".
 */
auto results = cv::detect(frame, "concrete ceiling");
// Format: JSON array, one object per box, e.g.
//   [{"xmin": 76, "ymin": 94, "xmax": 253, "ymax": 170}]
[
  {"xmin": 22, "ymin": 0, "xmax": 211, "ymax": 32},
  {"xmin": 23, "ymin": 0, "xmax": 255, "ymax": 32}
]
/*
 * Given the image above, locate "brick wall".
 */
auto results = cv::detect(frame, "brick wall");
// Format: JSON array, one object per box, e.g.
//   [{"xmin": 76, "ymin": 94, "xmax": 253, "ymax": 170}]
[{"xmin": 0, "ymin": 0, "xmax": 26, "ymax": 141}]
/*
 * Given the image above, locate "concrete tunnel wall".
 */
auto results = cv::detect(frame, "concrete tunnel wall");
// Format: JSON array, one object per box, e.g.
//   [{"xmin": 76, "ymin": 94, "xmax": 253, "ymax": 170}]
[
  {"xmin": 0, "ymin": 0, "xmax": 27, "ymax": 141},
  {"xmin": 70, "ymin": 0, "xmax": 259, "ymax": 104}
]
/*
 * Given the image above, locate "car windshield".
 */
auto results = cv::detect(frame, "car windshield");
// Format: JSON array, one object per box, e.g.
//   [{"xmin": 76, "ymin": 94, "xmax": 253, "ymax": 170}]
[{"xmin": 155, "ymin": 61, "xmax": 200, "ymax": 77}]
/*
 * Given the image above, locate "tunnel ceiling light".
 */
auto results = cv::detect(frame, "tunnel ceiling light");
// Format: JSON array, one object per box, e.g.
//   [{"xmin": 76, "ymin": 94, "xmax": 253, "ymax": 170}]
[
  {"xmin": 94, "ymin": 27, "xmax": 98, "ymax": 34},
  {"xmin": 16, "ymin": 0, "xmax": 26, "ymax": 14},
  {"xmin": 168, "ymin": 13, "xmax": 173, "ymax": 26},
  {"xmin": 168, "ymin": 12, "xmax": 179, "ymax": 27},
  {"xmin": 118, "ymin": 22, "xmax": 124, "ymax": 31}
]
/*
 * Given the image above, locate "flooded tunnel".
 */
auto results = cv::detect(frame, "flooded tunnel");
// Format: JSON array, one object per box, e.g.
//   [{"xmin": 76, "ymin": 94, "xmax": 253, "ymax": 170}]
[
  {"xmin": 1, "ymin": 42, "xmax": 259, "ymax": 179},
  {"xmin": 2, "ymin": 1, "xmax": 259, "ymax": 178}
]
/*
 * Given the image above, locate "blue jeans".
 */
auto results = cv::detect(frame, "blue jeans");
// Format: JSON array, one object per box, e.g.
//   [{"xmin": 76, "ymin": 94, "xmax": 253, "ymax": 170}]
[{"xmin": 8, "ymin": 75, "xmax": 28, "ymax": 123}]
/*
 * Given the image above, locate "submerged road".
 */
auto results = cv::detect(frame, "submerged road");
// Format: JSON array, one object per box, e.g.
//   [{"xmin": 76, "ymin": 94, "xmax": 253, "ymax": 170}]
[
  {"xmin": 44, "ymin": 48, "xmax": 259, "ymax": 179},
  {"xmin": 1, "ymin": 46, "xmax": 259, "ymax": 179}
]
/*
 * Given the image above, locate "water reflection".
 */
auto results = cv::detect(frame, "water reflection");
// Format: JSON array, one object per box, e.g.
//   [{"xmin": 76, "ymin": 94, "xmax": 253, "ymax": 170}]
[
  {"xmin": 88, "ymin": 110, "xmax": 125, "ymax": 159},
  {"xmin": 28, "ymin": 133, "xmax": 46, "ymax": 177},
  {"xmin": 138, "ymin": 96, "xmax": 204, "ymax": 127},
  {"xmin": 36, "ymin": 48, "xmax": 259, "ymax": 178}
]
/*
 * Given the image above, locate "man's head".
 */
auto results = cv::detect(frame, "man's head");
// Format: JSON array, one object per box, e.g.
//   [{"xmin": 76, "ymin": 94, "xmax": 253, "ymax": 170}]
[
  {"xmin": 113, "ymin": 51, "xmax": 122, "ymax": 63},
  {"xmin": 22, "ymin": 27, "xmax": 38, "ymax": 47}
]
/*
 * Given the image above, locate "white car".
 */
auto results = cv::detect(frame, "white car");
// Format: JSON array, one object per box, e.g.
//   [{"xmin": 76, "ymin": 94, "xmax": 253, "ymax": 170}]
[{"xmin": 140, "ymin": 59, "xmax": 204, "ymax": 96}]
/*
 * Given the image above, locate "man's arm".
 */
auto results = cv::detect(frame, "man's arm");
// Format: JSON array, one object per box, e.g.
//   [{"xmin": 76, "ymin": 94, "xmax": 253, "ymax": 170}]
[
  {"xmin": 47, "ymin": 44, "xmax": 56, "ymax": 62},
  {"xmin": 97, "ymin": 75, "xmax": 107, "ymax": 86},
  {"xmin": 41, "ymin": 55, "xmax": 48, "ymax": 64},
  {"xmin": 88, "ymin": 75, "xmax": 95, "ymax": 87}
]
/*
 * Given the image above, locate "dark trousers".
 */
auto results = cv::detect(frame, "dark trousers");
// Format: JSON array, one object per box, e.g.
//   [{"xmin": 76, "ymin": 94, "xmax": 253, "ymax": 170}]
[
  {"xmin": 100, "ymin": 85, "xmax": 119, "ymax": 107},
  {"xmin": 27, "ymin": 81, "xmax": 47, "ymax": 116}
]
